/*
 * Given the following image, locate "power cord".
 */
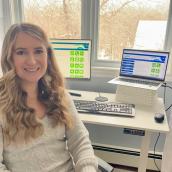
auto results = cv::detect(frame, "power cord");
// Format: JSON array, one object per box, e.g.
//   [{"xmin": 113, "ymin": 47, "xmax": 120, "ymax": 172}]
[
  {"xmin": 162, "ymin": 83, "xmax": 172, "ymax": 90},
  {"xmin": 162, "ymin": 83, "xmax": 172, "ymax": 111},
  {"xmin": 163, "ymin": 82, "xmax": 167, "ymax": 105},
  {"xmin": 153, "ymin": 82, "xmax": 168, "ymax": 171},
  {"xmin": 153, "ymin": 133, "xmax": 161, "ymax": 172},
  {"xmin": 166, "ymin": 104, "xmax": 172, "ymax": 112}
]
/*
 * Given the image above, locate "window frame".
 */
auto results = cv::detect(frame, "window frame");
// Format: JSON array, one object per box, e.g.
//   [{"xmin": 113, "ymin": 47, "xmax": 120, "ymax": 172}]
[{"xmin": 82, "ymin": 0, "xmax": 120, "ymax": 69}]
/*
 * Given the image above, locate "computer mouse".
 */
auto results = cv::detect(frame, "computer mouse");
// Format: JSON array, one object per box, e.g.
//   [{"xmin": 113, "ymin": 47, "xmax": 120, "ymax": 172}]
[{"xmin": 154, "ymin": 113, "xmax": 164, "ymax": 123}]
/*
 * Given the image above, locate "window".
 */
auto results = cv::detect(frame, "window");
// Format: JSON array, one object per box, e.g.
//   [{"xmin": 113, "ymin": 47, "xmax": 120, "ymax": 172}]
[
  {"xmin": 98, "ymin": 0, "xmax": 170, "ymax": 61},
  {"xmin": 5, "ymin": 0, "xmax": 172, "ymax": 77},
  {"xmin": 23, "ymin": 0, "xmax": 81, "ymax": 39}
]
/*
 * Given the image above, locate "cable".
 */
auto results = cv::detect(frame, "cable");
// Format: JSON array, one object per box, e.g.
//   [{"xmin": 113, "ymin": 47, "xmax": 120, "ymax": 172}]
[
  {"xmin": 165, "ymin": 85, "xmax": 172, "ymax": 89},
  {"xmin": 153, "ymin": 133, "xmax": 161, "ymax": 172},
  {"xmin": 162, "ymin": 83, "xmax": 172, "ymax": 112},
  {"xmin": 166, "ymin": 104, "xmax": 172, "ymax": 112},
  {"xmin": 162, "ymin": 83, "xmax": 172, "ymax": 90},
  {"xmin": 163, "ymin": 82, "xmax": 167, "ymax": 105},
  {"xmin": 152, "ymin": 82, "xmax": 167, "ymax": 171}
]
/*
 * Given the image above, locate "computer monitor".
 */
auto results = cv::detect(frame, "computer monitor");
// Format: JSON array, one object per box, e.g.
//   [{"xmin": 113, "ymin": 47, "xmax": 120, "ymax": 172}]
[
  {"xmin": 120, "ymin": 48, "xmax": 169, "ymax": 81},
  {"xmin": 49, "ymin": 39, "xmax": 91, "ymax": 79}
]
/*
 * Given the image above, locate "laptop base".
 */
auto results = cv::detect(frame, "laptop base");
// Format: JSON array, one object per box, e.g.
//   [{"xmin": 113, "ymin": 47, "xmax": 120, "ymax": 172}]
[
  {"xmin": 115, "ymin": 85, "xmax": 158, "ymax": 106},
  {"xmin": 109, "ymin": 78, "xmax": 161, "ymax": 91}
]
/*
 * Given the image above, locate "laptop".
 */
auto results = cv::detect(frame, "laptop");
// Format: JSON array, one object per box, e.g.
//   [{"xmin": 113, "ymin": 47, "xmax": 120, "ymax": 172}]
[{"xmin": 110, "ymin": 48, "xmax": 169, "ymax": 90}]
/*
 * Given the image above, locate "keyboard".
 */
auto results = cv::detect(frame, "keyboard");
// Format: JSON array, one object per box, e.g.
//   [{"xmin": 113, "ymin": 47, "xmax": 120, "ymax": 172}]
[
  {"xmin": 73, "ymin": 99, "xmax": 135, "ymax": 117},
  {"xmin": 117, "ymin": 78, "xmax": 160, "ymax": 86}
]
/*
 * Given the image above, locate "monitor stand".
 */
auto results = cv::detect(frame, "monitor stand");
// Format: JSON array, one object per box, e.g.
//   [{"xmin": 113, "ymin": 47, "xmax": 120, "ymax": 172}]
[
  {"xmin": 115, "ymin": 85, "xmax": 158, "ymax": 106},
  {"xmin": 95, "ymin": 92, "xmax": 108, "ymax": 102}
]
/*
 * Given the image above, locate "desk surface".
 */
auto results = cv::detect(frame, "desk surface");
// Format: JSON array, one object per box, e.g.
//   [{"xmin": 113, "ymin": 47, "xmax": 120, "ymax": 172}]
[{"xmin": 71, "ymin": 90, "xmax": 169, "ymax": 133}]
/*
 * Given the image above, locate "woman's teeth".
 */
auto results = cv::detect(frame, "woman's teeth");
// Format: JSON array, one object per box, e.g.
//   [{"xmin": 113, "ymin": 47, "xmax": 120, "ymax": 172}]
[{"xmin": 24, "ymin": 67, "xmax": 39, "ymax": 72}]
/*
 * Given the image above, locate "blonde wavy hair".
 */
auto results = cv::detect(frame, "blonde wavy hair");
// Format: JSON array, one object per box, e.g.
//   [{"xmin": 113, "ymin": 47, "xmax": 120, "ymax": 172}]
[{"xmin": 0, "ymin": 23, "xmax": 73, "ymax": 145}]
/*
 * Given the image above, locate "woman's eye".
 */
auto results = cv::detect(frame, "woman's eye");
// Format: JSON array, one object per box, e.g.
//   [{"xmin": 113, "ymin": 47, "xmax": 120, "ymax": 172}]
[
  {"xmin": 16, "ymin": 50, "xmax": 25, "ymax": 55},
  {"xmin": 35, "ymin": 49, "xmax": 44, "ymax": 54}
]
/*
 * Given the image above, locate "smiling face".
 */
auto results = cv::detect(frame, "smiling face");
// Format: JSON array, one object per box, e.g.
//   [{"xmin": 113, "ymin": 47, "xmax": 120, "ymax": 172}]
[{"xmin": 12, "ymin": 32, "xmax": 48, "ymax": 87}]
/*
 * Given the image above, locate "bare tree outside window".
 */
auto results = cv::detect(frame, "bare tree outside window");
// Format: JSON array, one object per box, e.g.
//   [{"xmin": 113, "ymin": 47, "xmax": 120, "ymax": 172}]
[
  {"xmin": 23, "ymin": 0, "xmax": 170, "ymax": 62},
  {"xmin": 23, "ymin": 0, "xmax": 81, "ymax": 39},
  {"xmin": 99, "ymin": 0, "xmax": 170, "ymax": 61}
]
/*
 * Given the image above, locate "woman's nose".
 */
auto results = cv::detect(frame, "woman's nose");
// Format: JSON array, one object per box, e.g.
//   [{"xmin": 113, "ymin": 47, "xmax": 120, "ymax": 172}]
[{"xmin": 27, "ymin": 53, "xmax": 37, "ymax": 65}]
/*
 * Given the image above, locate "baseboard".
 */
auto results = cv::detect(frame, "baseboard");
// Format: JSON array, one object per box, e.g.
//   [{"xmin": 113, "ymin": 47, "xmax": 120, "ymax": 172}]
[{"xmin": 93, "ymin": 143, "xmax": 162, "ymax": 171}]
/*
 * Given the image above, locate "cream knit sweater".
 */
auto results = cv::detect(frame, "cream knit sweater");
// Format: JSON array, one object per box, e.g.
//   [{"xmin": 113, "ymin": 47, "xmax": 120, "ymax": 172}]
[{"xmin": 0, "ymin": 94, "xmax": 98, "ymax": 172}]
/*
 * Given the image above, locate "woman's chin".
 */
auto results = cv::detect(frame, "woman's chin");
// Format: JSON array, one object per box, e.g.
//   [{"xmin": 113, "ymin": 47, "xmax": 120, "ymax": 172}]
[{"xmin": 20, "ymin": 77, "xmax": 42, "ymax": 84}]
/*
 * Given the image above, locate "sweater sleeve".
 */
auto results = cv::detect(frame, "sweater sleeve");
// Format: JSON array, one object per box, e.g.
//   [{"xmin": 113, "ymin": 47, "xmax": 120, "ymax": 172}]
[
  {"xmin": 0, "ymin": 124, "xmax": 11, "ymax": 172},
  {"xmin": 65, "ymin": 92, "xmax": 98, "ymax": 172}
]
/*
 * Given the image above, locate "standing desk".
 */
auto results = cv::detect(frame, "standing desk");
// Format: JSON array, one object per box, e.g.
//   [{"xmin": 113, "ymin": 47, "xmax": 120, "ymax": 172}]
[{"xmin": 71, "ymin": 90, "xmax": 169, "ymax": 172}]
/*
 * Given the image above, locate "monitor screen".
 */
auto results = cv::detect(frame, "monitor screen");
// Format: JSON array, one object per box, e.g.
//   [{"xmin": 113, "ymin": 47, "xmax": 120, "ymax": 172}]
[
  {"xmin": 50, "ymin": 39, "xmax": 91, "ymax": 79},
  {"xmin": 120, "ymin": 49, "xmax": 169, "ymax": 81}
]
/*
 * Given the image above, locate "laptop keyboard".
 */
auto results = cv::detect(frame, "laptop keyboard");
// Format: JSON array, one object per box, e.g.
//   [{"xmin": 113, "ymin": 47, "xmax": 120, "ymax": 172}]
[
  {"xmin": 118, "ymin": 78, "xmax": 160, "ymax": 86},
  {"xmin": 73, "ymin": 99, "xmax": 135, "ymax": 117}
]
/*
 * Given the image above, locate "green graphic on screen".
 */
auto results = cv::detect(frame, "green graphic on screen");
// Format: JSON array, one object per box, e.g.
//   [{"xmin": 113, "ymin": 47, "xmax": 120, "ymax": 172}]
[
  {"xmin": 150, "ymin": 62, "xmax": 161, "ymax": 77},
  {"xmin": 70, "ymin": 50, "xmax": 85, "ymax": 78},
  {"xmin": 50, "ymin": 39, "xmax": 91, "ymax": 79}
]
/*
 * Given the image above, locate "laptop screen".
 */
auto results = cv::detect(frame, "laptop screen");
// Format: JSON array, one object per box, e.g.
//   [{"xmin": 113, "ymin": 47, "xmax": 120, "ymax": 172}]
[{"xmin": 120, "ymin": 49, "xmax": 169, "ymax": 81}]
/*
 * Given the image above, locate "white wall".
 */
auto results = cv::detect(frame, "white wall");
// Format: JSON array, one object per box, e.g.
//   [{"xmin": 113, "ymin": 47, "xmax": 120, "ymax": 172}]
[
  {"xmin": 0, "ymin": 0, "xmax": 4, "ymax": 76},
  {"xmin": 0, "ymin": 0, "xmax": 4, "ymax": 49}
]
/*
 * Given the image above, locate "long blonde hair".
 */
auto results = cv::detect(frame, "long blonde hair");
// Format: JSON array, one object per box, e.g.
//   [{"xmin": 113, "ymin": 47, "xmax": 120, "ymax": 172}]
[{"xmin": 0, "ymin": 23, "xmax": 72, "ymax": 145}]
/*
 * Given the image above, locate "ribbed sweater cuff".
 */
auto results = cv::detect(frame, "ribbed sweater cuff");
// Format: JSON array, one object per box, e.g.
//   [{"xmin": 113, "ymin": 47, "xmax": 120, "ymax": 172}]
[{"xmin": 80, "ymin": 165, "xmax": 97, "ymax": 172}]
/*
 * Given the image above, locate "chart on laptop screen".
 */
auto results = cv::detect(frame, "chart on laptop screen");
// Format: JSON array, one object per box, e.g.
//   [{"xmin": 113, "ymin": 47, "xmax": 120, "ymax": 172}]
[{"xmin": 121, "ymin": 49, "xmax": 169, "ymax": 80}]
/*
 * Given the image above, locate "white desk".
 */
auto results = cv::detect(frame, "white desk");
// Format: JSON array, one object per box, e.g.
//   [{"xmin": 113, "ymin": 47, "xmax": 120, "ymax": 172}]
[{"xmin": 71, "ymin": 90, "xmax": 169, "ymax": 172}]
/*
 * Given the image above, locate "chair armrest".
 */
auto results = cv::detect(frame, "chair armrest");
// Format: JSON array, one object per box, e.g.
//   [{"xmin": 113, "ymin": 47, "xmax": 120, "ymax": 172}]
[{"xmin": 97, "ymin": 156, "xmax": 114, "ymax": 172}]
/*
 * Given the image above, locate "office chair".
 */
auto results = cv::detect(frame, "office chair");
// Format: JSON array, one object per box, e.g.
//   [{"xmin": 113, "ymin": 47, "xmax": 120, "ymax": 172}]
[{"xmin": 97, "ymin": 156, "xmax": 115, "ymax": 172}]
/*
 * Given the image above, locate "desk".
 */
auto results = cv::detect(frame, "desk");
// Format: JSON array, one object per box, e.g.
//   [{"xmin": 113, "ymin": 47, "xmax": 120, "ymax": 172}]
[{"xmin": 71, "ymin": 90, "xmax": 169, "ymax": 172}]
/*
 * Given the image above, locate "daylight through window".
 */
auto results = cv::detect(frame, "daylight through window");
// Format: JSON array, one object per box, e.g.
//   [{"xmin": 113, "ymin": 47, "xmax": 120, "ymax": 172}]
[{"xmin": 98, "ymin": 0, "xmax": 170, "ymax": 61}]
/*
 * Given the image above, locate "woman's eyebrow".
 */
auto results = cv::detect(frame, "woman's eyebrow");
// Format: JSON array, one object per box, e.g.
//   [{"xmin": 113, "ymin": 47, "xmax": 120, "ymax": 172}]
[
  {"xmin": 14, "ymin": 48, "xmax": 26, "ymax": 51},
  {"xmin": 14, "ymin": 47, "xmax": 44, "ymax": 51},
  {"xmin": 34, "ymin": 47, "xmax": 44, "ymax": 50}
]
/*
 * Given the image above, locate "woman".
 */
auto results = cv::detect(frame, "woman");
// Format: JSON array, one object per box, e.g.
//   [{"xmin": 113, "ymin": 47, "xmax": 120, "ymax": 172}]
[{"xmin": 0, "ymin": 23, "xmax": 98, "ymax": 172}]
